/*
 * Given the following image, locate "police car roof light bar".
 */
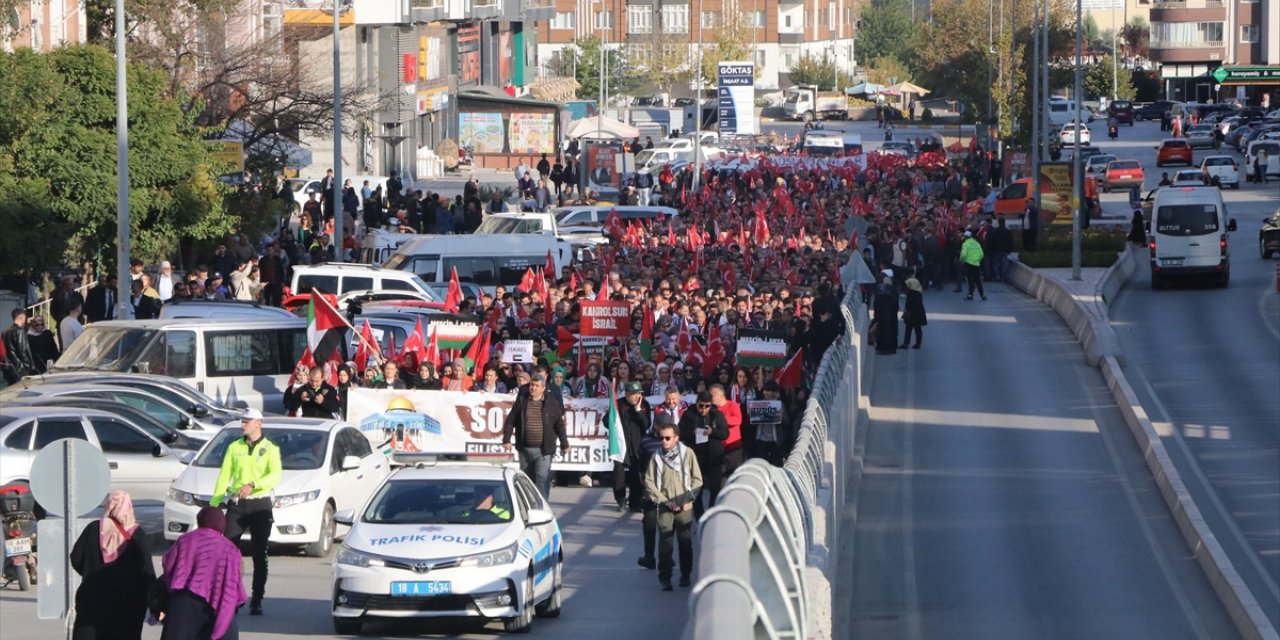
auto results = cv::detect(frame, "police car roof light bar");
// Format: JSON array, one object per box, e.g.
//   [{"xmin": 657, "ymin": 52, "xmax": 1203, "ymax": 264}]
[{"xmin": 390, "ymin": 452, "xmax": 518, "ymax": 468}]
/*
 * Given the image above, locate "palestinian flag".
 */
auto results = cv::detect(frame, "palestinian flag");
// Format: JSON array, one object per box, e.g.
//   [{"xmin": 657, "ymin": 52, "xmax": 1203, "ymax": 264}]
[
  {"xmin": 606, "ymin": 381, "xmax": 626, "ymax": 464},
  {"xmin": 736, "ymin": 329, "xmax": 790, "ymax": 368},
  {"xmin": 306, "ymin": 293, "xmax": 346, "ymax": 358},
  {"xmin": 460, "ymin": 326, "xmax": 492, "ymax": 374},
  {"xmin": 429, "ymin": 316, "xmax": 481, "ymax": 351},
  {"xmin": 639, "ymin": 303, "xmax": 653, "ymax": 362}
]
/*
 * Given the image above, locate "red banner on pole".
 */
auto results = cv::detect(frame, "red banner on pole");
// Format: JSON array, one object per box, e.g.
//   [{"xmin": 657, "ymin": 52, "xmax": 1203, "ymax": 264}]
[{"xmin": 579, "ymin": 300, "xmax": 632, "ymax": 338}]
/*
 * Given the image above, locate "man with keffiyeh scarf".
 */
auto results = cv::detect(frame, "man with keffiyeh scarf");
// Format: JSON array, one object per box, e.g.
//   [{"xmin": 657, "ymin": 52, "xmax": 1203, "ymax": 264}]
[
  {"xmin": 70, "ymin": 490, "xmax": 156, "ymax": 640},
  {"xmin": 644, "ymin": 422, "xmax": 703, "ymax": 591}
]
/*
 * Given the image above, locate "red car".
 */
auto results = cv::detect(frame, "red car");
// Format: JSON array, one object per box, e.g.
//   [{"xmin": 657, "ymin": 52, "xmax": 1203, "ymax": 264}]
[
  {"xmin": 1101, "ymin": 159, "xmax": 1145, "ymax": 192},
  {"xmin": 1155, "ymin": 139, "xmax": 1193, "ymax": 167}
]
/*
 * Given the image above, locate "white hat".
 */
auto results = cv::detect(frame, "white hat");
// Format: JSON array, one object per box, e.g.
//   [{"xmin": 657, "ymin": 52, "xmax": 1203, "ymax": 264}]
[
  {"xmin": 881, "ymin": 268, "xmax": 894, "ymax": 277},
  {"xmin": 240, "ymin": 408, "xmax": 264, "ymax": 421},
  {"xmin": 963, "ymin": 231, "xmax": 973, "ymax": 237}
]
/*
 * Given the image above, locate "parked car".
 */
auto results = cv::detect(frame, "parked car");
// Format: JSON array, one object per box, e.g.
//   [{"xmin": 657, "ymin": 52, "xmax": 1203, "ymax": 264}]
[
  {"xmin": 1200, "ymin": 155, "xmax": 1241, "ymax": 189},
  {"xmin": 5, "ymin": 396, "xmax": 204, "ymax": 451},
  {"xmin": 1135, "ymin": 101, "xmax": 1181, "ymax": 121},
  {"xmin": 1101, "ymin": 160, "xmax": 1145, "ymax": 192},
  {"xmin": 160, "ymin": 299, "xmax": 296, "ymax": 321},
  {"xmin": 1, "ymin": 406, "xmax": 187, "ymax": 505},
  {"xmin": 1155, "ymin": 139, "xmax": 1193, "ymax": 167},
  {"xmin": 165, "ymin": 418, "xmax": 391, "ymax": 557},
  {"xmin": 0, "ymin": 382, "xmax": 227, "ymax": 435},
  {"xmin": 1170, "ymin": 169, "xmax": 1206, "ymax": 186},
  {"xmin": 6, "ymin": 373, "xmax": 241, "ymax": 424},
  {"xmin": 1184, "ymin": 124, "xmax": 1218, "ymax": 149},
  {"xmin": 1108, "ymin": 100, "xmax": 1134, "ymax": 125},
  {"xmin": 1260, "ymin": 209, "xmax": 1280, "ymax": 259},
  {"xmin": 1085, "ymin": 154, "xmax": 1116, "ymax": 174}
]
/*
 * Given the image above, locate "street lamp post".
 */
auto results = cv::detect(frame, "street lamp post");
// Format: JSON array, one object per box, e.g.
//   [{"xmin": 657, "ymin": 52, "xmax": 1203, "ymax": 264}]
[
  {"xmin": 114, "ymin": 0, "xmax": 131, "ymax": 319},
  {"xmin": 1072, "ymin": 0, "xmax": 1083, "ymax": 280},
  {"xmin": 692, "ymin": 0, "xmax": 704, "ymax": 189},
  {"xmin": 1032, "ymin": 0, "xmax": 1040, "ymax": 202},
  {"xmin": 332, "ymin": 0, "xmax": 344, "ymax": 263}
]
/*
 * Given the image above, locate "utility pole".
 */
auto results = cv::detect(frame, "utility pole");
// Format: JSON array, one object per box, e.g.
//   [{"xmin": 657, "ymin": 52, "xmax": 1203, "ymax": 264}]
[
  {"xmin": 114, "ymin": 0, "xmax": 131, "ymax": 319},
  {"xmin": 1032, "ymin": 0, "xmax": 1040, "ymax": 210},
  {"xmin": 1041, "ymin": 0, "xmax": 1049, "ymax": 162},
  {"xmin": 693, "ymin": 0, "xmax": 704, "ymax": 189},
  {"xmin": 1072, "ymin": 0, "xmax": 1083, "ymax": 280},
  {"xmin": 332, "ymin": 0, "xmax": 344, "ymax": 263},
  {"xmin": 1111, "ymin": 6, "xmax": 1118, "ymax": 99}
]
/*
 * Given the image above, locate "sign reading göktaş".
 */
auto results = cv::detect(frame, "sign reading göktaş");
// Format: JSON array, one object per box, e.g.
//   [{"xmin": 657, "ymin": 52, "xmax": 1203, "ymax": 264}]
[{"xmin": 718, "ymin": 61, "xmax": 756, "ymax": 136}]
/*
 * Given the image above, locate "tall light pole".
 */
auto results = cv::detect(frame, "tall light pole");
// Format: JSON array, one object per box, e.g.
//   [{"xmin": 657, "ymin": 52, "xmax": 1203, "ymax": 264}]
[
  {"xmin": 1072, "ymin": 0, "xmax": 1083, "ymax": 280},
  {"xmin": 115, "ymin": 0, "xmax": 131, "ymax": 319},
  {"xmin": 1111, "ymin": 6, "xmax": 1118, "ymax": 99},
  {"xmin": 1041, "ymin": 0, "xmax": 1049, "ymax": 162},
  {"xmin": 331, "ymin": 0, "xmax": 344, "ymax": 263},
  {"xmin": 1031, "ymin": 0, "xmax": 1040, "ymax": 210},
  {"xmin": 692, "ymin": 0, "xmax": 704, "ymax": 189}
]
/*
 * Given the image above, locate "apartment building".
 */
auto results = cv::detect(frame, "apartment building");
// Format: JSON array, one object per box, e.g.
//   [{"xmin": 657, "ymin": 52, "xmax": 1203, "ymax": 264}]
[
  {"xmin": 535, "ymin": 0, "xmax": 856, "ymax": 91},
  {"xmin": 1148, "ymin": 0, "xmax": 1278, "ymax": 105},
  {"xmin": 3, "ymin": 0, "xmax": 87, "ymax": 52}
]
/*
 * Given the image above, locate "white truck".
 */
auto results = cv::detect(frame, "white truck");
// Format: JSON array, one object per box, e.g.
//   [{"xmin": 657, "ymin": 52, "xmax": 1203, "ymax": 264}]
[{"xmin": 784, "ymin": 85, "xmax": 849, "ymax": 122}]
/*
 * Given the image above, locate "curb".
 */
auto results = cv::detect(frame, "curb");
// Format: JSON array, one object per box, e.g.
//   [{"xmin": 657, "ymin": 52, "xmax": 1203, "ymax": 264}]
[{"xmin": 1008, "ymin": 248, "xmax": 1278, "ymax": 640}]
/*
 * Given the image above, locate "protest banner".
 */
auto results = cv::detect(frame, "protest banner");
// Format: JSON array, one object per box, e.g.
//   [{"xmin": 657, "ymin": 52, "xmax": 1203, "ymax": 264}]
[{"xmin": 579, "ymin": 300, "xmax": 632, "ymax": 338}]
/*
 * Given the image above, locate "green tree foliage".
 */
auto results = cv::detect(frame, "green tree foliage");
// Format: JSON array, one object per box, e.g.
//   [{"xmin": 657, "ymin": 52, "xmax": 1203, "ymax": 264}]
[
  {"xmin": 856, "ymin": 0, "xmax": 916, "ymax": 67},
  {"xmin": 550, "ymin": 36, "xmax": 634, "ymax": 101},
  {"xmin": 1085, "ymin": 54, "xmax": 1136, "ymax": 101},
  {"xmin": 1120, "ymin": 16, "xmax": 1149, "ymax": 59},
  {"xmin": 1082, "ymin": 13, "xmax": 1102, "ymax": 51},
  {"xmin": 699, "ymin": 11, "xmax": 760, "ymax": 86},
  {"xmin": 0, "ymin": 46, "xmax": 233, "ymax": 273},
  {"xmin": 864, "ymin": 56, "xmax": 913, "ymax": 86},
  {"xmin": 788, "ymin": 54, "xmax": 839, "ymax": 91}
]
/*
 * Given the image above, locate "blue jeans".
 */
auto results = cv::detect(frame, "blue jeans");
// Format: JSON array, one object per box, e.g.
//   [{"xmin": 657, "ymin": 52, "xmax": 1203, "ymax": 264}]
[{"xmin": 520, "ymin": 446, "xmax": 554, "ymax": 499}]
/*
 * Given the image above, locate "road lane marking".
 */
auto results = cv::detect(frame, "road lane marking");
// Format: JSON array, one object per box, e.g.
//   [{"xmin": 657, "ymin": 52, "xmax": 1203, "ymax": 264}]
[
  {"xmin": 922, "ymin": 312, "xmax": 1019, "ymax": 324},
  {"xmin": 868, "ymin": 407, "xmax": 1097, "ymax": 433},
  {"xmin": 1135, "ymin": 371, "xmax": 1280, "ymax": 604},
  {"xmin": 1075, "ymin": 359, "xmax": 1214, "ymax": 639}
]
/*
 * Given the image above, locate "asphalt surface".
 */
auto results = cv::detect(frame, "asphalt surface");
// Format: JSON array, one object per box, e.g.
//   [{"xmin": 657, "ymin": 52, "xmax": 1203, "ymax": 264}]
[
  {"xmin": 845, "ymin": 119, "xmax": 1272, "ymax": 639},
  {"xmin": 1106, "ymin": 121, "xmax": 1280, "ymax": 631},
  {"xmin": 0, "ymin": 487, "xmax": 688, "ymax": 639}
]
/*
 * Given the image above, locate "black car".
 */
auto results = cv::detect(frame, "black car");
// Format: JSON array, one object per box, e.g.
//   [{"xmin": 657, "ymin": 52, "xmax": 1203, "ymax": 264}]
[
  {"xmin": 1261, "ymin": 209, "xmax": 1280, "ymax": 259},
  {"xmin": 1135, "ymin": 101, "xmax": 1178, "ymax": 121},
  {"xmin": 1108, "ymin": 100, "xmax": 1134, "ymax": 125}
]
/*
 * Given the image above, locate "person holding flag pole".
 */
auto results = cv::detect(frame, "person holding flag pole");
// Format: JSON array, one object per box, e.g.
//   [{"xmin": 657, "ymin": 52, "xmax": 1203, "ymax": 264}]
[{"xmin": 610, "ymin": 381, "xmax": 650, "ymax": 513}]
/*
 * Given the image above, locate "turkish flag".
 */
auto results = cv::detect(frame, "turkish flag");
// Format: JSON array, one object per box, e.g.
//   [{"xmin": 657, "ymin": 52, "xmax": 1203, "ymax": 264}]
[
  {"xmin": 774, "ymin": 348, "xmax": 805, "ymax": 389},
  {"xmin": 444, "ymin": 266, "xmax": 463, "ymax": 313}
]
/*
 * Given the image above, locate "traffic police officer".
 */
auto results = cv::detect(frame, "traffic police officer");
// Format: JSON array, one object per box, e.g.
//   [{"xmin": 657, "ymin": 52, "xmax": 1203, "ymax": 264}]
[{"xmin": 210, "ymin": 408, "xmax": 282, "ymax": 615}]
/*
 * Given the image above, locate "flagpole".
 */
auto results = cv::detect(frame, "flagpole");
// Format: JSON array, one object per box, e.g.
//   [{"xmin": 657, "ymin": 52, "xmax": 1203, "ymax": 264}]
[{"xmin": 315, "ymin": 290, "xmax": 384, "ymax": 362}]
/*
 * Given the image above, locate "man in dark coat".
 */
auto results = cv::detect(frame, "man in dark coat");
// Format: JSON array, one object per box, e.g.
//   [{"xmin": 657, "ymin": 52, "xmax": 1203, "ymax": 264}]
[
  {"xmin": 84, "ymin": 275, "xmax": 119, "ymax": 323},
  {"xmin": 678, "ymin": 391, "xmax": 729, "ymax": 519},
  {"xmin": 986, "ymin": 216, "xmax": 1014, "ymax": 282},
  {"xmin": 613, "ymin": 382, "xmax": 652, "ymax": 512},
  {"xmin": 283, "ymin": 367, "xmax": 340, "ymax": 418},
  {"xmin": 2, "ymin": 308, "xmax": 37, "ymax": 383},
  {"xmin": 502, "ymin": 374, "xmax": 570, "ymax": 498}
]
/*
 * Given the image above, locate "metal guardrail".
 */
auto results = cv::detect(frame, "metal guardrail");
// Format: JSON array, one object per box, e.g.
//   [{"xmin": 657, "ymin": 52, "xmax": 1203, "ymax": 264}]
[{"xmin": 687, "ymin": 285, "xmax": 863, "ymax": 639}]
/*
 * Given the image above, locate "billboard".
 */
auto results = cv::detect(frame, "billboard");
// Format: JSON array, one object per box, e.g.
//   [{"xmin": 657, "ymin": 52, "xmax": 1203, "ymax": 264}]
[
  {"xmin": 717, "ymin": 61, "xmax": 756, "ymax": 136},
  {"xmin": 509, "ymin": 113, "xmax": 556, "ymax": 155},
  {"xmin": 459, "ymin": 112, "xmax": 505, "ymax": 154}
]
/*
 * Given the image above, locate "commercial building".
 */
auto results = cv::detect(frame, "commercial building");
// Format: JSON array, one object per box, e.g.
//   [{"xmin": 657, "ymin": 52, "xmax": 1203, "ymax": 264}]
[
  {"xmin": 534, "ymin": 0, "xmax": 857, "ymax": 93},
  {"xmin": 2, "ymin": 0, "xmax": 87, "ymax": 52},
  {"xmin": 1147, "ymin": 0, "xmax": 1278, "ymax": 106}
]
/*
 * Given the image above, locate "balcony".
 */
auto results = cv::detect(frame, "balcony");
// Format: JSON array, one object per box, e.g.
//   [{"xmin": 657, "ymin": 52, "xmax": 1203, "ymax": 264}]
[
  {"xmin": 1149, "ymin": 38, "xmax": 1225, "ymax": 63},
  {"xmin": 1149, "ymin": 1, "xmax": 1225, "ymax": 24},
  {"xmin": 522, "ymin": 0, "xmax": 556, "ymax": 21},
  {"xmin": 410, "ymin": 0, "xmax": 447, "ymax": 22}
]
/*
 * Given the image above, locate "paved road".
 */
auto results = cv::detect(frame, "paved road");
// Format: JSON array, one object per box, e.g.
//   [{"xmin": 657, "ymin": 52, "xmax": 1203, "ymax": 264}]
[
  {"xmin": 1105, "ymin": 119, "xmax": 1280, "ymax": 631},
  {"xmin": 846, "ymin": 273, "xmax": 1240, "ymax": 639},
  {"xmin": 0, "ymin": 488, "xmax": 688, "ymax": 639}
]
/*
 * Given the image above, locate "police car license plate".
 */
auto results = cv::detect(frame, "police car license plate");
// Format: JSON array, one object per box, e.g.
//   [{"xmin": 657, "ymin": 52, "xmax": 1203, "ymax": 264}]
[
  {"xmin": 4, "ymin": 537, "xmax": 31, "ymax": 556},
  {"xmin": 391, "ymin": 581, "xmax": 451, "ymax": 596},
  {"xmin": 1161, "ymin": 258, "xmax": 1184, "ymax": 266}
]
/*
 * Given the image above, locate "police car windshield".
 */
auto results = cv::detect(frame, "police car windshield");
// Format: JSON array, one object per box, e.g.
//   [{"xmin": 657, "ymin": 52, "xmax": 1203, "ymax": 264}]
[
  {"xmin": 363, "ymin": 479, "xmax": 513, "ymax": 525},
  {"xmin": 194, "ymin": 427, "xmax": 329, "ymax": 470}
]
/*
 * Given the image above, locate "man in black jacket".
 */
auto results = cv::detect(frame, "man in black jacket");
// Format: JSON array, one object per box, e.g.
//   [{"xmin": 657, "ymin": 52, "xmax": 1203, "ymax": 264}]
[
  {"xmin": 986, "ymin": 216, "xmax": 1014, "ymax": 282},
  {"xmin": 2, "ymin": 308, "xmax": 37, "ymax": 383},
  {"xmin": 502, "ymin": 374, "xmax": 570, "ymax": 499},
  {"xmin": 613, "ymin": 382, "xmax": 652, "ymax": 513},
  {"xmin": 678, "ymin": 391, "xmax": 729, "ymax": 519},
  {"xmin": 84, "ymin": 275, "xmax": 118, "ymax": 323},
  {"xmin": 283, "ymin": 368, "xmax": 340, "ymax": 418}
]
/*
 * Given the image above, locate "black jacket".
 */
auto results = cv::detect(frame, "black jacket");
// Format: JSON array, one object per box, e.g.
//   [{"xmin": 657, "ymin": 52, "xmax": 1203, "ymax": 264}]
[
  {"xmin": 986, "ymin": 226, "xmax": 1014, "ymax": 253},
  {"xmin": 616, "ymin": 398, "xmax": 651, "ymax": 468},
  {"xmin": 284, "ymin": 381, "xmax": 341, "ymax": 418},
  {"xmin": 503, "ymin": 388, "xmax": 569, "ymax": 455},
  {"xmin": 27, "ymin": 329, "xmax": 59, "ymax": 373},
  {"xmin": 903, "ymin": 289, "xmax": 928, "ymax": 327},
  {"xmin": 2, "ymin": 323, "xmax": 36, "ymax": 379},
  {"xmin": 678, "ymin": 406, "xmax": 729, "ymax": 464}
]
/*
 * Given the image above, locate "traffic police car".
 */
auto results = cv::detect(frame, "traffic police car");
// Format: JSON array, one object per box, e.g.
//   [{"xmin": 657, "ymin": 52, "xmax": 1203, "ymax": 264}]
[{"xmin": 331, "ymin": 453, "xmax": 563, "ymax": 634}]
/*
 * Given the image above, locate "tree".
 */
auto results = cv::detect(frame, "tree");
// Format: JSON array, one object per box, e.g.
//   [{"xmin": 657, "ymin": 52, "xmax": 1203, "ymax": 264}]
[
  {"xmin": 552, "ymin": 36, "xmax": 633, "ymax": 101},
  {"xmin": 1082, "ymin": 13, "xmax": 1103, "ymax": 52},
  {"xmin": 864, "ymin": 56, "xmax": 913, "ymax": 86},
  {"xmin": 1120, "ymin": 16, "xmax": 1149, "ymax": 60},
  {"xmin": 1085, "ymin": 54, "xmax": 1135, "ymax": 101},
  {"xmin": 635, "ymin": 35, "xmax": 694, "ymax": 99},
  {"xmin": 788, "ymin": 54, "xmax": 839, "ymax": 91},
  {"xmin": 857, "ymin": 0, "xmax": 917, "ymax": 67},
  {"xmin": 0, "ymin": 46, "xmax": 233, "ymax": 273},
  {"xmin": 699, "ymin": 9, "xmax": 759, "ymax": 87}
]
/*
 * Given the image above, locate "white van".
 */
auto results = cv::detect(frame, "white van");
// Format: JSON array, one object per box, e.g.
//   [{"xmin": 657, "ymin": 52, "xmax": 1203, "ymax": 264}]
[
  {"xmin": 159, "ymin": 299, "xmax": 297, "ymax": 321},
  {"xmin": 803, "ymin": 132, "xmax": 845, "ymax": 157},
  {"xmin": 1149, "ymin": 186, "xmax": 1237, "ymax": 288},
  {"xmin": 290, "ymin": 263, "xmax": 441, "ymax": 301},
  {"xmin": 381, "ymin": 234, "xmax": 573, "ymax": 294},
  {"xmin": 49, "ymin": 319, "xmax": 309, "ymax": 412},
  {"xmin": 358, "ymin": 229, "xmax": 417, "ymax": 265}
]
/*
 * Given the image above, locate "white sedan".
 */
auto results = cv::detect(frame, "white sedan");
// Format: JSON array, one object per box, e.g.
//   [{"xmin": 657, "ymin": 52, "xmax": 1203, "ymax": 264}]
[
  {"xmin": 1059, "ymin": 123, "xmax": 1091, "ymax": 145},
  {"xmin": 1170, "ymin": 169, "xmax": 1207, "ymax": 187},
  {"xmin": 331, "ymin": 454, "xmax": 563, "ymax": 635},
  {"xmin": 164, "ymin": 418, "xmax": 390, "ymax": 557},
  {"xmin": 1200, "ymin": 155, "xmax": 1240, "ymax": 189}
]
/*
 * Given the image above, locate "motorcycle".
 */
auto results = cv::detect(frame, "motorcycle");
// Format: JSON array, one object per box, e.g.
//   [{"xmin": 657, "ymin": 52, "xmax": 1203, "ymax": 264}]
[{"xmin": 1, "ymin": 483, "xmax": 37, "ymax": 591}]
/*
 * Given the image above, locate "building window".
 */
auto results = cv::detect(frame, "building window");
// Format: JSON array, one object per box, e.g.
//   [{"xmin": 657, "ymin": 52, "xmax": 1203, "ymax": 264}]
[
  {"xmin": 662, "ymin": 4, "xmax": 689, "ymax": 33},
  {"xmin": 1151, "ymin": 21, "xmax": 1224, "ymax": 47},
  {"xmin": 629, "ymin": 43, "xmax": 652, "ymax": 63},
  {"xmin": 751, "ymin": 11, "xmax": 766, "ymax": 27},
  {"xmin": 628, "ymin": 5, "xmax": 652, "ymax": 34},
  {"xmin": 551, "ymin": 10, "xmax": 575, "ymax": 29},
  {"xmin": 1240, "ymin": 24, "xmax": 1258, "ymax": 43},
  {"xmin": 754, "ymin": 49, "xmax": 765, "ymax": 67},
  {"xmin": 700, "ymin": 11, "xmax": 720, "ymax": 29},
  {"xmin": 596, "ymin": 10, "xmax": 613, "ymax": 29},
  {"xmin": 783, "ymin": 45, "xmax": 799, "ymax": 69},
  {"xmin": 828, "ymin": 2, "xmax": 835, "ymax": 27},
  {"xmin": 262, "ymin": 2, "xmax": 282, "ymax": 40},
  {"xmin": 784, "ymin": 14, "xmax": 792, "ymax": 28}
]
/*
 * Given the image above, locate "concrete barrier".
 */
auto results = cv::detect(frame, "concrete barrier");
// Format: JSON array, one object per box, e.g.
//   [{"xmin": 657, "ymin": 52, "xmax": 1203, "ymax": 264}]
[{"xmin": 1008, "ymin": 247, "xmax": 1278, "ymax": 640}]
